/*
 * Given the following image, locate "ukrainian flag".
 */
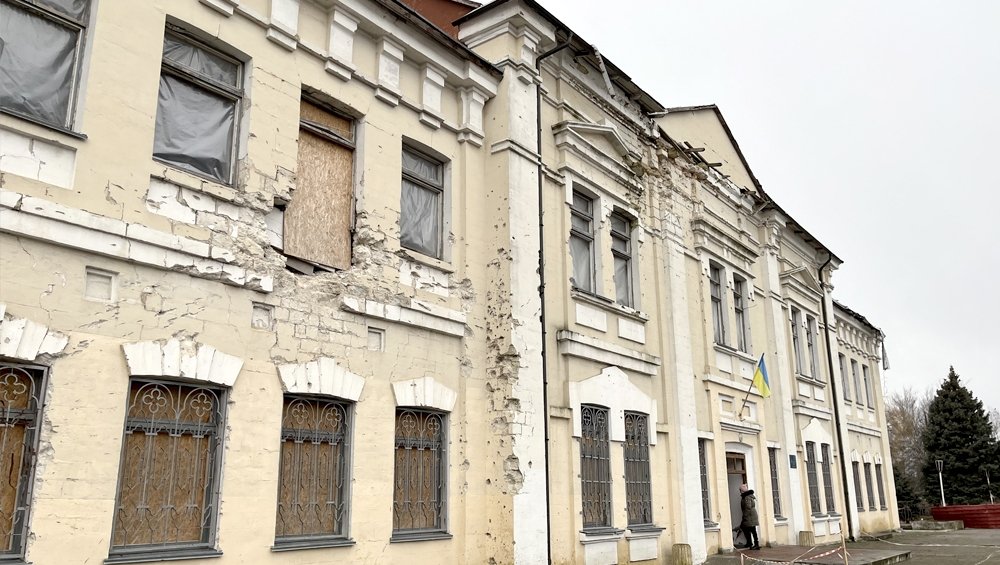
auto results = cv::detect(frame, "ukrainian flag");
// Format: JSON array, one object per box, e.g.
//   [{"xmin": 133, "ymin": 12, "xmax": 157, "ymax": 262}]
[{"xmin": 753, "ymin": 353, "xmax": 771, "ymax": 398}]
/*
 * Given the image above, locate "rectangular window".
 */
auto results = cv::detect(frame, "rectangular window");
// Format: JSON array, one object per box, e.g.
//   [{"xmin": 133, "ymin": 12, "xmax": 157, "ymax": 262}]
[
  {"xmin": 623, "ymin": 412, "xmax": 652, "ymax": 526},
  {"xmin": 791, "ymin": 307, "xmax": 803, "ymax": 374},
  {"xmin": 863, "ymin": 365, "xmax": 874, "ymax": 407},
  {"xmin": 710, "ymin": 264, "xmax": 726, "ymax": 345},
  {"xmin": 569, "ymin": 191, "xmax": 596, "ymax": 293},
  {"xmin": 839, "ymin": 354, "xmax": 852, "ymax": 402},
  {"xmin": 821, "ymin": 444, "xmax": 836, "ymax": 514},
  {"xmin": 153, "ymin": 28, "xmax": 243, "ymax": 184},
  {"xmin": 806, "ymin": 315, "xmax": 819, "ymax": 379},
  {"xmin": 851, "ymin": 360, "xmax": 863, "ymax": 407},
  {"xmin": 852, "ymin": 461, "xmax": 864, "ymax": 511},
  {"xmin": 0, "ymin": 363, "xmax": 45, "ymax": 558},
  {"xmin": 392, "ymin": 409, "xmax": 447, "ymax": 536},
  {"xmin": 805, "ymin": 442, "xmax": 821, "ymax": 515},
  {"xmin": 768, "ymin": 447, "xmax": 783, "ymax": 518},
  {"xmin": 610, "ymin": 212, "xmax": 634, "ymax": 307},
  {"xmin": 875, "ymin": 463, "xmax": 887, "ymax": 510},
  {"xmin": 111, "ymin": 380, "xmax": 225, "ymax": 558},
  {"xmin": 275, "ymin": 396, "xmax": 352, "ymax": 545},
  {"xmin": 698, "ymin": 439, "xmax": 713, "ymax": 526},
  {"xmin": 0, "ymin": 0, "xmax": 90, "ymax": 129},
  {"xmin": 733, "ymin": 275, "xmax": 750, "ymax": 353},
  {"xmin": 400, "ymin": 147, "xmax": 445, "ymax": 259},
  {"xmin": 580, "ymin": 405, "xmax": 612, "ymax": 529},
  {"xmin": 282, "ymin": 99, "xmax": 355, "ymax": 270},
  {"xmin": 864, "ymin": 462, "xmax": 877, "ymax": 511}
]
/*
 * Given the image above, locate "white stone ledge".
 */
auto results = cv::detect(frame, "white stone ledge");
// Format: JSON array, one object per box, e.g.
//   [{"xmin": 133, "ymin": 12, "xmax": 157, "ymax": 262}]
[
  {"xmin": 555, "ymin": 330, "xmax": 660, "ymax": 376},
  {"xmin": 846, "ymin": 422, "xmax": 885, "ymax": 438},
  {"xmin": 1, "ymin": 191, "xmax": 272, "ymax": 293},
  {"xmin": 341, "ymin": 296, "xmax": 465, "ymax": 338},
  {"xmin": 122, "ymin": 338, "xmax": 243, "ymax": 387},
  {"xmin": 391, "ymin": 376, "xmax": 456, "ymax": 412},
  {"xmin": 0, "ymin": 304, "xmax": 69, "ymax": 361},
  {"xmin": 277, "ymin": 357, "xmax": 365, "ymax": 400}
]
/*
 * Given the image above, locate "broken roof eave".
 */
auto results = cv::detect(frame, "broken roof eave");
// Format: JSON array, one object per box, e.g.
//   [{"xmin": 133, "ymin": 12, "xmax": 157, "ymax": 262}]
[
  {"xmin": 834, "ymin": 300, "xmax": 884, "ymax": 339},
  {"xmin": 662, "ymin": 104, "xmax": 763, "ymax": 193},
  {"xmin": 755, "ymin": 186, "xmax": 842, "ymax": 265},
  {"xmin": 453, "ymin": 0, "xmax": 666, "ymax": 115}
]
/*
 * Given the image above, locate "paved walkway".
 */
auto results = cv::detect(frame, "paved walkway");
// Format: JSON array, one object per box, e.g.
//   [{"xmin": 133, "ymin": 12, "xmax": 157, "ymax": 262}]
[{"xmin": 705, "ymin": 529, "xmax": 1000, "ymax": 565}]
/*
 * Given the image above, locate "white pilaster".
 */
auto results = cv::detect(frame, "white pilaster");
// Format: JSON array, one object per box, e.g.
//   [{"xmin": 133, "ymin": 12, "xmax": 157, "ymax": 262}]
[
  {"xmin": 375, "ymin": 37, "xmax": 404, "ymax": 106},
  {"xmin": 266, "ymin": 0, "xmax": 299, "ymax": 50},
  {"xmin": 325, "ymin": 8, "xmax": 358, "ymax": 81},
  {"xmin": 458, "ymin": 87, "xmax": 487, "ymax": 147},
  {"xmin": 419, "ymin": 64, "xmax": 446, "ymax": 129}
]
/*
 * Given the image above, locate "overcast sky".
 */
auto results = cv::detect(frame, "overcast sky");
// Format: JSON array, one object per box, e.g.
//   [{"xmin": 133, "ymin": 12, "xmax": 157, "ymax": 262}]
[{"xmin": 527, "ymin": 0, "xmax": 1000, "ymax": 411}]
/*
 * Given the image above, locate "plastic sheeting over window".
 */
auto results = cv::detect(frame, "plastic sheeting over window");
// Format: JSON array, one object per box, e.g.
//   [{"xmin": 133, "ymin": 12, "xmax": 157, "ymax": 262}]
[
  {"xmin": 162, "ymin": 35, "xmax": 239, "ymax": 88},
  {"xmin": 152, "ymin": 75, "xmax": 235, "ymax": 183},
  {"xmin": 400, "ymin": 179, "xmax": 441, "ymax": 258},
  {"xmin": 0, "ymin": 1, "xmax": 80, "ymax": 128}
]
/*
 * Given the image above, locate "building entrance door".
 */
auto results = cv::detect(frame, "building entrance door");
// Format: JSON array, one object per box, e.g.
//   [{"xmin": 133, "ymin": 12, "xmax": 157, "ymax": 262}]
[{"xmin": 727, "ymin": 452, "xmax": 748, "ymax": 538}]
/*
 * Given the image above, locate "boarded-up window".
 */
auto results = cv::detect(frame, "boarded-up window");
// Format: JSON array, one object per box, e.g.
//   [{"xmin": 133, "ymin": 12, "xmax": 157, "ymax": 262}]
[
  {"xmin": 284, "ymin": 99, "xmax": 355, "ymax": 270},
  {"xmin": 111, "ymin": 380, "xmax": 224, "ymax": 557},
  {"xmin": 0, "ymin": 363, "xmax": 44, "ymax": 557},
  {"xmin": 275, "ymin": 396, "xmax": 351, "ymax": 544},
  {"xmin": 392, "ymin": 409, "xmax": 446, "ymax": 536}
]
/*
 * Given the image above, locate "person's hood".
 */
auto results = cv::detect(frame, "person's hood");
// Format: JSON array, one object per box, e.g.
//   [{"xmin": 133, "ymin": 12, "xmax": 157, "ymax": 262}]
[{"xmin": 741, "ymin": 489, "xmax": 755, "ymax": 497}]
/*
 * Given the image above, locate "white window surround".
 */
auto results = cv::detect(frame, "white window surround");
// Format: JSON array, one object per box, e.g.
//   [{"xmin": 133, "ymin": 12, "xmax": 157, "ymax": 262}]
[
  {"xmin": 568, "ymin": 366, "xmax": 656, "ymax": 445},
  {"xmin": 392, "ymin": 376, "xmax": 456, "ymax": 412},
  {"xmin": 0, "ymin": 304, "xmax": 70, "ymax": 361},
  {"xmin": 399, "ymin": 139, "xmax": 452, "ymax": 263},
  {"xmin": 702, "ymin": 258, "xmax": 755, "ymax": 352},
  {"xmin": 277, "ymin": 357, "xmax": 365, "ymax": 400},
  {"xmin": 122, "ymin": 338, "xmax": 243, "ymax": 387}
]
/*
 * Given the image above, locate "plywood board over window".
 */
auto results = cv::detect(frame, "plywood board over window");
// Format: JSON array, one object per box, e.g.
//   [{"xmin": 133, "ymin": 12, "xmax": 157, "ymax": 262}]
[{"xmin": 284, "ymin": 99, "xmax": 355, "ymax": 270}]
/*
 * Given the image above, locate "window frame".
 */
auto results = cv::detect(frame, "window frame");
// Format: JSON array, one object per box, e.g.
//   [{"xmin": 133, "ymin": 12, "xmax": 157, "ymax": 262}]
[
  {"xmin": 569, "ymin": 190, "xmax": 597, "ymax": 294},
  {"xmin": 623, "ymin": 411, "xmax": 652, "ymax": 527},
  {"xmin": 864, "ymin": 462, "xmax": 877, "ymax": 511},
  {"xmin": 790, "ymin": 307, "xmax": 804, "ymax": 374},
  {"xmin": 579, "ymin": 404, "xmax": 612, "ymax": 531},
  {"xmin": 852, "ymin": 461, "xmax": 864, "ymax": 511},
  {"xmin": 273, "ymin": 394, "xmax": 354, "ymax": 549},
  {"xmin": 698, "ymin": 439, "xmax": 715, "ymax": 527},
  {"xmin": 108, "ymin": 378, "xmax": 227, "ymax": 562},
  {"xmin": 152, "ymin": 26, "xmax": 244, "ymax": 186},
  {"xmin": 391, "ymin": 408, "xmax": 449, "ymax": 541},
  {"xmin": 399, "ymin": 145, "xmax": 446, "ymax": 260},
  {"xmin": 862, "ymin": 365, "xmax": 874, "ymax": 408},
  {"xmin": 0, "ymin": 362, "xmax": 47, "ymax": 560},
  {"xmin": 851, "ymin": 359, "xmax": 863, "ymax": 407},
  {"xmin": 839, "ymin": 354, "xmax": 851, "ymax": 402},
  {"xmin": 610, "ymin": 210, "xmax": 635, "ymax": 308},
  {"xmin": 875, "ymin": 463, "xmax": 887, "ymax": 510},
  {"xmin": 768, "ymin": 447, "xmax": 783, "ymax": 519},
  {"xmin": 733, "ymin": 274, "xmax": 750, "ymax": 353},
  {"xmin": 804, "ymin": 441, "xmax": 822, "ymax": 515},
  {"xmin": 820, "ymin": 444, "xmax": 837, "ymax": 515},
  {"xmin": 0, "ymin": 0, "xmax": 90, "ymax": 132},
  {"xmin": 806, "ymin": 315, "xmax": 820, "ymax": 380},
  {"xmin": 709, "ymin": 263, "xmax": 727, "ymax": 345}
]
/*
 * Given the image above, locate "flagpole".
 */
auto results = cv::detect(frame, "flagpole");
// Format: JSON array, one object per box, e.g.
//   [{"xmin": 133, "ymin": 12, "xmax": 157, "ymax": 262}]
[{"xmin": 737, "ymin": 376, "xmax": 755, "ymax": 421}]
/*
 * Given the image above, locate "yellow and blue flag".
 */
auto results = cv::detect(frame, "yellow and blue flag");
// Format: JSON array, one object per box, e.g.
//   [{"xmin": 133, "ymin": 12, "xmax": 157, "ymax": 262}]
[{"xmin": 752, "ymin": 353, "xmax": 771, "ymax": 398}]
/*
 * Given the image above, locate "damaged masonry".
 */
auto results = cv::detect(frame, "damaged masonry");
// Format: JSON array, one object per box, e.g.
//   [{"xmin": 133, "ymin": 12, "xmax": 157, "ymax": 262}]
[{"xmin": 0, "ymin": 0, "xmax": 896, "ymax": 563}]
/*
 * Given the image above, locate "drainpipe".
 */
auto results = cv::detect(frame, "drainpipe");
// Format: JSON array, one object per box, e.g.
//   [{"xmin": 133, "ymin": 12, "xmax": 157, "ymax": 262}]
[
  {"xmin": 535, "ymin": 32, "xmax": 573, "ymax": 565},
  {"xmin": 818, "ymin": 252, "xmax": 855, "ymax": 542}
]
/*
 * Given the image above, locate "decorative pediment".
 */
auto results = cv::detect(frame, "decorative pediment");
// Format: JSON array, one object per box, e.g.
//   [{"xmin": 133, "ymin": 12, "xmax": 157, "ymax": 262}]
[
  {"xmin": 0, "ymin": 304, "xmax": 69, "ymax": 361},
  {"xmin": 122, "ymin": 338, "xmax": 243, "ymax": 387},
  {"xmin": 568, "ymin": 366, "xmax": 657, "ymax": 445},
  {"xmin": 552, "ymin": 121, "xmax": 644, "ymax": 190},
  {"xmin": 780, "ymin": 265, "xmax": 824, "ymax": 301},
  {"xmin": 277, "ymin": 357, "xmax": 365, "ymax": 400}
]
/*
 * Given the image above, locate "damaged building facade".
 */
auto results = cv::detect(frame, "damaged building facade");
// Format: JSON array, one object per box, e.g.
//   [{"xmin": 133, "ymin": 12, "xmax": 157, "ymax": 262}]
[{"xmin": 0, "ymin": 0, "xmax": 897, "ymax": 563}]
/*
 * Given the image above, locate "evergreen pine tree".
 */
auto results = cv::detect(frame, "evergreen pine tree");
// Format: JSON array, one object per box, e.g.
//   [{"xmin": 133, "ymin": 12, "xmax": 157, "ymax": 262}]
[
  {"xmin": 892, "ymin": 464, "xmax": 921, "ymax": 518},
  {"xmin": 921, "ymin": 367, "xmax": 1000, "ymax": 505}
]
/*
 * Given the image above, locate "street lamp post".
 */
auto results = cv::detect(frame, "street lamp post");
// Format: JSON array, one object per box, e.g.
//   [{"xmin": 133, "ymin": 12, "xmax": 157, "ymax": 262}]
[{"xmin": 936, "ymin": 459, "xmax": 946, "ymax": 507}]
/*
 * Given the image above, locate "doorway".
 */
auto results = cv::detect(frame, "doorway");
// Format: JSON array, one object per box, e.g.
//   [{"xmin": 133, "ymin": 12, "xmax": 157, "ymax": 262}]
[{"xmin": 727, "ymin": 452, "xmax": 747, "ymax": 535}]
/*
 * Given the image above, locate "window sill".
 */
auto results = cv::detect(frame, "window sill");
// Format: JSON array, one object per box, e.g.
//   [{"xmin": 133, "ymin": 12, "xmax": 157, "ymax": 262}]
[
  {"xmin": 398, "ymin": 249, "xmax": 454, "ymax": 274},
  {"xmin": 703, "ymin": 521, "xmax": 720, "ymax": 532},
  {"xmin": 1, "ymin": 108, "xmax": 87, "ymax": 141},
  {"xmin": 150, "ymin": 163, "xmax": 238, "ymax": 203},
  {"xmin": 626, "ymin": 524, "xmax": 665, "ymax": 538},
  {"xmin": 571, "ymin": 289, "xmax": 649, "ymax": 322},
  {"xmin": 795, "ymin": 374, "xmax": 826, "ymax": 387},
  {"xmin": 713, "ymin": 343, "xmax": 755, "ymax": 363},
  {"xmin": 105, "ymin": 547, "xmax": 222, "ymax": 564},
  {"xmin": 272, "ymin": 537, "xmax": 355, "ymax": 552},
  {"xmin": 152, "ymin": 157, "xmax": 234, "ymax": 190},
  {"xmin": 389, "ymin": 531, "xmax": 452, "ymax": 543}
]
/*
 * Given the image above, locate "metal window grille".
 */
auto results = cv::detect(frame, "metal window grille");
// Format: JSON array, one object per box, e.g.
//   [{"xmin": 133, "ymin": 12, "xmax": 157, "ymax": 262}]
[
  {"xmin": 863, "ymin": 366, "xmax": 874, "ymax": 407},
  {"xmin": 699, "ymin": 439, "xmax": 712, "ymax": 525},
  {"xmin": 864, "ymin": 463, "xmax": 877, "ymax": 511},
  {"xmin": 569, "ymin": 191, "xmax": 596, "ymax": 293},
  {"xmin": 821, "ymin": 444, "xmax": 836, "ymax": 513},
  {"xmin": 806, "ymin": 316, "xmax": 819, "ymax": 379},
  {"xmin": 623, "ymin": 412, "xmax": 652, "ymax": 526},
  {"xmin": 111, "ymin": 380, "xmax": 225, "ymax": 554},
  {"xmin": 875, "ymin": 464, "xmax": 887, "ymax": 510},
  {"xmin": 840, "ymin": 354, "xmax": 852, "ymax": 401},
  {"xmin": 791, "ymin": 308, "xmax": 803, "ymax": 374},
  {"xmin": 393, "ymin": 409, "xmax": 446, "ymax": 533},
  {"xmin": 733, "ymin": 275, "xmax": 749, "ymax": 352},
  {"xmin": 805, "ymin": 442, "xmax": 822, "ymax": 515},
  {"xmin": 153, "ymin": 28, "xmax": 243, "ymax": 184},
  {"xmin": 610, "ymin": 212, "xmax": 634, "ymax": 307},
  {"xmin": 580, "ymin": 405, "xmax": 611, "ymax": 529},
  {"xmin": 0, "ymin": 363, "xmax": 45, "ymax": 557},
  {"xmin": 768, "ymin": 448, "xmax": 783, "ymax": 518},
  {"xmin": 852, "ymin": 462, "xmax": 864, "ymax": 511},
  {"xmin": 275, "ymin": 396, "xmax": 351, "ymax": 543},
  {"xmin": 851, "ymin": 360, "xmax": 863, "ymax": 407},
  {"xmin": 0, "ymin": 0, "xmax": 90, "ymax": 129},
  {"xmin": 710, "ymin": 264, "xmax": 726, "ymax": 344},
  {"xmin": 400, "ymin": 147, "xmax": 445, "ymax": 259}
]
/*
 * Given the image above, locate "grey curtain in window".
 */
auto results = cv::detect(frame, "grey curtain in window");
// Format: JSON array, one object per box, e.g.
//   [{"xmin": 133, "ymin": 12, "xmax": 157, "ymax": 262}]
[
  {"xmin": 0, "ymin": 2, "xmax": 77, "ymax": 127},
  {"xmin": 401, "ymin": 150, "xmax": 441, "ymax": 184},
  {"xmin": 162, "ymin": 35, "xmax": 238, "ymax": 87},
  {"xmin": 569, "ymin": 234, "xmax": 593, "ymax": 292},
  {"xmin": 35, "ymin": 0, "xmax": 89, "ymax": 22},
  {"xmin": 400, "ymin": 180, "xmax": 440, "ymax": 258},
  {"xmin": 614, "ymin": 255, "xmax": 630, "ymax": 305},
  {"xmin": 153, "ymin": 75, "xmax": 235, "ymax": 183}
]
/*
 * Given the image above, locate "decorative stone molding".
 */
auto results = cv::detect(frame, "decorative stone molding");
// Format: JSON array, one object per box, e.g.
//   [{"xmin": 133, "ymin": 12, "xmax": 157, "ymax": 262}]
[
  {"xmin": 556, "ymin": 330, "xmax": 660, "ymax": 376},
  {"xmin": 391, "ymin": 377, "xmax": 456, "ymax": 412},
  {"xmin": 266, "ymin": 0, "xmax": 299, "ymax": 50},
  {"xmin": 277, "ymin": 357, "xmax": 365, "ymax": 400},
  {"xmin": 375, "ymin": 38, "xmax": 404, "ymax": 106},
  {"xmin": 325, "ymin": 8, "xmax": 358, "ymax": 81},
  {"xmin": 341, "ymin": 296, "xmax": 466, "ymax": 338},
  {"xmin": 458, "ymin": 87, "xmax": 487, "ymax": 147},
  {"xmin": 569, "ymin": 366, "xmax": 656, "ymax": 444},
  {"xmin": 0, "ymin": 304, "xmax": 69, "ymax": 361},
  {"xmin": 122, "ymin": 338, "xmax": 243, "ymax": 387},
  {"xmin": 419, "ymin": 64, "xmax": 446, "ymax": 129},
  {"xmin": 199, "ymin": 0, "xmax": 239, "ymax": 16}
]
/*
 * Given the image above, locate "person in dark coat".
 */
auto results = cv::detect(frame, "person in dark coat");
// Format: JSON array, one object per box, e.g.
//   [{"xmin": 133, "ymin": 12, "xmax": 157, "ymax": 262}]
[{"xmin": 739, "ymin": 483, "xmax": 760, "ymax": 550}]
